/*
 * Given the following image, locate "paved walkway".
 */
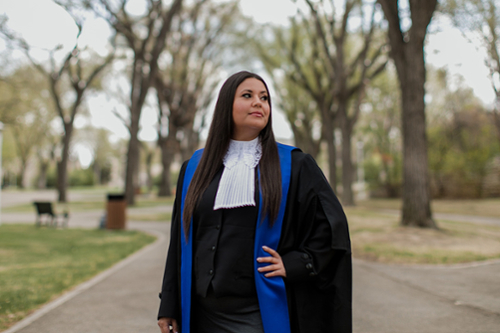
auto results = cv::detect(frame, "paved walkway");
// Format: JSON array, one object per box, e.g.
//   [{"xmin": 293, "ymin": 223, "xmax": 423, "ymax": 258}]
[
  {"xmin": 353, "ymin": 258, "xmax": 500, "ymax": 332},
  {"xmin": 1, "ymin": 191, "xmax": 500, "ymax": 332}
]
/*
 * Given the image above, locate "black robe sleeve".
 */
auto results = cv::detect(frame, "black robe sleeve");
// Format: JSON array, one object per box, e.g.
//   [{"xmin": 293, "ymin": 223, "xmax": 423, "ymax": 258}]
[
  {"xmin": 158, "ymin": 161, "xmax": 188, "ymax": 320},
  {"xmin": 279, "ymin": 151, "xmax": 352, "ymax": 333}
]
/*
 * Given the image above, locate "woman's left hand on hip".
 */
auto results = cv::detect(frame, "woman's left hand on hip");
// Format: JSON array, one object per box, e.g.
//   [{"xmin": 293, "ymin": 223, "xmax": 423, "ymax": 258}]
[{"xmin": 257, "ymin": 246, "xmax": 287, "ymax": 278}]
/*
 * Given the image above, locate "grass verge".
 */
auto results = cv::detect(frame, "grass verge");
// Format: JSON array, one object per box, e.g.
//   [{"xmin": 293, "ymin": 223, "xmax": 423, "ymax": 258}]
[
  {"xmin": 0, "ymin": 225, "xmax": 156, "ymax": 331},
  {"xmin": 345, "ymin": 207, "xmax": 500, "ymax": 265},
  {"xmin": 128, "ymin": 212, "xmax": 172, "ymax": 222},
  {"xmin": 357, "ymin": 198, "xmax": 500, "ymax": 218}
]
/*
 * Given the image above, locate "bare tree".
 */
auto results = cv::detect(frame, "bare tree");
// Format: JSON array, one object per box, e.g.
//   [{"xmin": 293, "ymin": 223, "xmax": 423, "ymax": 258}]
[
  {"xmin": 77, "ymin": 0, "xmax": 185, "ymax": 205},
  {"xmin": 140, "ymin": 141, "xmax": 156, "ymax": 193},
  {"xmin": 251, "ymin": 22, "xmax": 322, "ymax": 158},
  {"xmin": 258, "ymin": 1, "xmax": 388, "ymax": 203},
  {"xmin": 274, "ymin": 76, "xmax": 322, "ymax": 158},
  {"xmin": 256, "ymin": 1, "xmax": 387, "ymax": 201},
  {"xmin": 255, "ymin": 20, "xmax": 338, "ymax": 188},
  {"xmin": 378, "ymin": 0, "xmax": 437, "ymax": 228},
  {"xmin": 303, "ymin": 0, "xmax": 388, "ymax": 205},
  {"xmin": 155, "ymin": 1, "xmax": 236, "ymax": 196},
  {"xmin": 1, "ymin": 16, "xmax": 114, "ymax": 200}
]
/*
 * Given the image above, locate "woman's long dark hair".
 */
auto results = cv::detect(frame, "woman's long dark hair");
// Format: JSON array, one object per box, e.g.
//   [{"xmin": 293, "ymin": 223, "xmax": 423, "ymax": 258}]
[{"xmin": 182, "ymin": 71, "xmax": 282, "ymax": 238}]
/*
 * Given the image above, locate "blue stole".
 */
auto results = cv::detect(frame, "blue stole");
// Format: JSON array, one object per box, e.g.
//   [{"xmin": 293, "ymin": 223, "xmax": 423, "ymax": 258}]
[{"xmin": 180, "ymin": 143, "xmax": 294, "ymax": 333}]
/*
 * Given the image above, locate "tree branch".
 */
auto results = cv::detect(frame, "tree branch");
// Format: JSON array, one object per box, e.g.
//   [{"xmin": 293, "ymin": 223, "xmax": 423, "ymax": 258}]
[{"xmin": 111, "ymin": 107, "xmax": 130, "ymax": 131}]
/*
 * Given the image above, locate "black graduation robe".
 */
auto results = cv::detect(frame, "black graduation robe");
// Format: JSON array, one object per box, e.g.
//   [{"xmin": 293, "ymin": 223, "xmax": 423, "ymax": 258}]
[{"xmin": 158, "ymin": 146, "xmax": 352, "ymax": 333}]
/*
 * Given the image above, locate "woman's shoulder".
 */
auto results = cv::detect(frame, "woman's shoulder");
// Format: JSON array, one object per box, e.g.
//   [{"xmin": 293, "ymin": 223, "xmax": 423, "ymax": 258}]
[
  {"xmin": 288, "ymin": 149, "xmax": 331, "ymax": 189},
  {"xmin": 179, "ymin": 148, "xmax": 205, "ymax": 171},
  {"xmin": 290, "ymin": 149, "xmax": 320, "ymax": 169},
  {"xmin": 176, "ymin": 159, "xmax": 190, "ymax": 185},
  {"xmin": 275, "ymin": 142, "xmax": 311, "ymax": 163}
]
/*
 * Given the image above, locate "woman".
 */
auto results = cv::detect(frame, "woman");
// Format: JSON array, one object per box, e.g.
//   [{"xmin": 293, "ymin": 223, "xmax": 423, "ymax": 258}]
[{"xmin": 158, "ymin": 71, "xmax": 352, "ymax": 333}]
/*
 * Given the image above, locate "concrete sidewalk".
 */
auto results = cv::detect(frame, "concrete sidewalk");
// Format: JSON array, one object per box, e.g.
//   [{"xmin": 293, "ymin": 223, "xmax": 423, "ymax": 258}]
[{"xmin": 353, "ymin": 258, "xmax": 500, "ymax": 333}]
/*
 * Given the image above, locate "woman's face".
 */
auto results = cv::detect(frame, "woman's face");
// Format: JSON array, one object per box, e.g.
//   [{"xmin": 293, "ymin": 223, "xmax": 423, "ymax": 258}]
[{"xmin": 231, "ymin": 78, "xmax": 270, "ymax": 141}]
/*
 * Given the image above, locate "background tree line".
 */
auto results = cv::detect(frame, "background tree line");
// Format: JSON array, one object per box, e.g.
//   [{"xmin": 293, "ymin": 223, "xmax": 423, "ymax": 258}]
[{"xmin": 1, "ymin": 0, "xmax": 499, "ymax": 231}]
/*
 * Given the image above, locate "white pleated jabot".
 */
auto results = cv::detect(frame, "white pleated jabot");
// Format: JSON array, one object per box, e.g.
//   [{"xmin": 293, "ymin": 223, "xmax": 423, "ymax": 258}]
[{"xmin": 213, "ymin": 137, "xmax": 262, "ymax": 210}]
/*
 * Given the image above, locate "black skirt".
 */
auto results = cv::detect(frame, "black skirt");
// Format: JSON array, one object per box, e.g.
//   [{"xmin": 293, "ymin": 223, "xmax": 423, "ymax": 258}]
[{"xmin": 191, "ymin": 287, "xmax": 264, "ymax": 333}]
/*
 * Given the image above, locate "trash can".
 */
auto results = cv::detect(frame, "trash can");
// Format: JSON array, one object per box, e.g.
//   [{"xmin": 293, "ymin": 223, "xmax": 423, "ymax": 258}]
[{"xmin": 106, "ymin": 194, "xmax": 126, "ymax": 230}]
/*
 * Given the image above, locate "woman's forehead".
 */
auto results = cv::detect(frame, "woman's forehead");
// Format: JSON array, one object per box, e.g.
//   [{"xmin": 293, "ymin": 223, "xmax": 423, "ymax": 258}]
[{"xmin": 236, "ymin": 78, "xmax": 268, "ymax": 93}]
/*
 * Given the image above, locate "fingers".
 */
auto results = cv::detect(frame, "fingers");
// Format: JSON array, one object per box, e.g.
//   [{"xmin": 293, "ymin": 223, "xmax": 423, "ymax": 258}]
[
  {"xmin": 158, "ymin": 318, "xmax": 179, "ymax": 333},
  {"xmin": 171, "ymin": 319, "xmax": 179, "ymax": 333},
  {"xmin": 257, "ymin": 255, "xmax": 277, "ymax": 264},
  {"xmin": 258, "ymin": 264, "xmax": 286, "ymax": 277},
  {"xmin": 262, "ymin": 245, "xmax": 278, "ymax": 256},
  {"xmin": 257, "ymin": 246, "xmax": 287, "ymax": 278},
  {"xmin": 258, "ymin": 265, "xmax": 284, "ymax": 277},
  {"xmin": 257, "ymin": 262, "xmax": 280, "ymax": 272},
  {"xmin": 158, "ymin": 318, "xmax": 169, "ymax": 333}
]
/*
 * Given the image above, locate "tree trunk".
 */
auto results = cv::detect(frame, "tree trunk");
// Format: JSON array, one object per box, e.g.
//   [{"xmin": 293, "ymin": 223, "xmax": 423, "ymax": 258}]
[
  {"xmin": 158, "ymin": 139, "xmax": 174, "ymax": 197},
  {"xmin": 121, "ymin": 0, "xmax": 183, "ymax": 206},
  {"xmin": 18, "ymin": 162, "xmax": 26, "ymax": 189},
  {"xmin": 57, "ymin": 124, "xmax": 73, "ymax": 202},
  {"xmin": 125, "ymin": 122, "xmax": 140, "ymax": 205},
  {"xmin": 399, "ymin": 47, "xmax": 435, "ymax": 228},
  {"xmin": 494, "ymin": 97, "xmax": 500, "ymax": 143},
  {"xmin": 93, "ymin": 161, "xmax": 101, "ymax": 185},
  {"xmin": 379, "ymin": 0, "xmax": 437, "ymax": 228},
  {"xmin": 291, "ymin": 128, "xmax": 320, "ymax": 159},
  {"xmin": 323, "ymin": 113, "xmax": 337, "ymax": 192},
  {"xmin": 340, "ymin": 112, "xmax": 355, "ymax": 206},
  {"xmin": 184, "ymin": 127, "xmax": 199, "ymax": 161},
  {"xmin": 38, "ymin": 161, "xmax": 48, "ymax": 189},
  {"xmin": 145, "ymin": 151, "xmax": 154, "ymax": 193}
]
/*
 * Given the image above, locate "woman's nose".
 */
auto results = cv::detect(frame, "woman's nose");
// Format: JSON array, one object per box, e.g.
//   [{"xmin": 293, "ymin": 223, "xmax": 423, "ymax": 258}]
[{"xmin": 252, "ymin": 96, "xmax": 262, "ymax": 107}]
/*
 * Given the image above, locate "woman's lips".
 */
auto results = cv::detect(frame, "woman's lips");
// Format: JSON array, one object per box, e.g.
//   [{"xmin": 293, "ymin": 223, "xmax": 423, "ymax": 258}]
[{"xmin": 250, "ymin": 111, "xmax": 263, "ymax": 117}]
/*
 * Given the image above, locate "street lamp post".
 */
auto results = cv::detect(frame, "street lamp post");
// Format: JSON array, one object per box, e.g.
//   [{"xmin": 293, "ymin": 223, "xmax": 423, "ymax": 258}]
[{"xmin": 0, "ymin": 122, "xmax": 3, "ymax": 226}]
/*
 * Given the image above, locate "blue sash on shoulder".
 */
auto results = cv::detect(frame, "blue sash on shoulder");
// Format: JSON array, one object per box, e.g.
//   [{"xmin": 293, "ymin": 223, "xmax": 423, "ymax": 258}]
[{"xmin": 180, "ymin": 143, "xmax": 294, "ymax": 333}]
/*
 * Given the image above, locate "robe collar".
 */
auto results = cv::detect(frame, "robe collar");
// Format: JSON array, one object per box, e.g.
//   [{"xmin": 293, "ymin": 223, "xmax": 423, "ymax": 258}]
[{"xmin": 213, "ymin": 137, "xmax": 262, "ymax": 210}]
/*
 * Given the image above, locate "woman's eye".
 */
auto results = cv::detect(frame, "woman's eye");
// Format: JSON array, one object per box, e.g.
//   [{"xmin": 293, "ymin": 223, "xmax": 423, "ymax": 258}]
[
  {"xmin": 261, "ymin": 95, "xmax": 268, "ymax": 101},
  {"xmin": 242, "ymin": 93, "xmax": 251, "ymax": 98}
]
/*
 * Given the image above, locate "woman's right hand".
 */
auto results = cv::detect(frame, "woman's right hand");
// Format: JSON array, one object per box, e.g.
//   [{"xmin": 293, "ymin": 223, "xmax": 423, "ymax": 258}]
[{"xmin": 158, "ymin": 317, "xmax": 179, "ymax": 333}]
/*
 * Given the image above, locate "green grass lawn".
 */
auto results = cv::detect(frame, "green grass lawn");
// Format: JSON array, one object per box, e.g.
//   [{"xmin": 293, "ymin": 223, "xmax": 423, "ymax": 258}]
[{"xmin": 0, "ymin": 225, "xmax": 156, "ymax": 331}]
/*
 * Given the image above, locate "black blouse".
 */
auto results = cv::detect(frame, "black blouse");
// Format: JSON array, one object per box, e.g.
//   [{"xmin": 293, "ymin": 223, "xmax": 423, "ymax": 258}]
[{"xmin": 192, "ymin": 167, "xmax": 259, "ymax": 298}]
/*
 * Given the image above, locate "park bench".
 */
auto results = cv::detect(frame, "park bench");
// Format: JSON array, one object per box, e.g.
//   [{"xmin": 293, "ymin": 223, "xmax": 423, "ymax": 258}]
[{"xmin": 33, "ymin": 202, "xmax": 69, "ymax": 228}]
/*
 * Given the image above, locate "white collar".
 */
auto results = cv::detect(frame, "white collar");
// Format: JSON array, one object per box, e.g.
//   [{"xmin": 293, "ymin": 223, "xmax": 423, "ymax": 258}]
[{"xmin": 213, "ymin": 137, "xmax": 262, "ymax": 210}]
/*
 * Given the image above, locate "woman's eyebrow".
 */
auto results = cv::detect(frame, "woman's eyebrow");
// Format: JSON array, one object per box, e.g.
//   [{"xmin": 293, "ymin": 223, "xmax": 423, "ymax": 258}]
[{"xmin": 240, "ymin": 88, "xmax": 268, "ymax": 94}]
